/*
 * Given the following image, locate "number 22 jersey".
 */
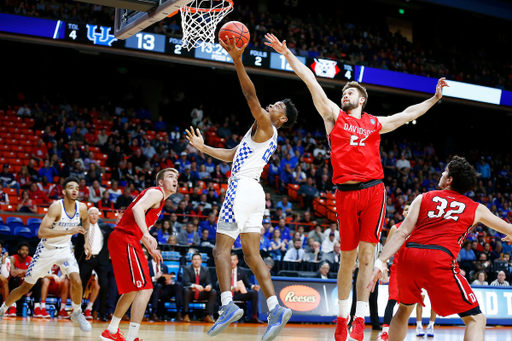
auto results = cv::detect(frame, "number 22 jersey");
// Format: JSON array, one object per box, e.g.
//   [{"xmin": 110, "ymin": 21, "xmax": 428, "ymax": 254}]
[
  {"xmin": 328, "ymin": 110, "xmax": 383, "ymax": 184},
  {"xmin": 407, "ymin": 190, "xmax": 480, "ymax": 259}
]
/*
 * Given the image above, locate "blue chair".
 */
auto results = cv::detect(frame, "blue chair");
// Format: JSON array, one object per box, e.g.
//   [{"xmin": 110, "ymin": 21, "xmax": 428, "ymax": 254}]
[
  {"xmin": 34, "ymin": 228, "xmax": 39, "ymax": 238},
  {"xmin": 27, "ymin": 218, "xmax": 42, "ymax": 235},
  {"xmin": 6, "ymin": 217, "xmax": 24, "ymax": 231},
  {"xmin": 0, "ymin": 217, "xmax": 3, "ymax": 225},
  {"xmin": 0, "ymin": 225, "xmax": 11, "ymax": 235},
  {"xmin": 14, "ymin": 226, "xmax": 32, "ymax": 238}
]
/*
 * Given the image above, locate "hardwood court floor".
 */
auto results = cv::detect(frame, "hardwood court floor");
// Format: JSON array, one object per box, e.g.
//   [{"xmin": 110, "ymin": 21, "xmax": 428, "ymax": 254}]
[{"xmin": 0, "ymin": 317, "xmax": 511, "ymax": 341}]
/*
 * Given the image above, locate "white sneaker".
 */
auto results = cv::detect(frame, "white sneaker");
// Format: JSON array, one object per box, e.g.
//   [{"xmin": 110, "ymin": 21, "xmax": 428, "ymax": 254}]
[
  {"xmin": 416, "ymin": 324, "xmax": 425, "ymax": 337},
  {"xmin": 427, "ymin": 324, "xmax": 434, "ymax": 337},
  {"xmin": 71, "ymin": 311, "xmax": 92, "ymax": 332}
]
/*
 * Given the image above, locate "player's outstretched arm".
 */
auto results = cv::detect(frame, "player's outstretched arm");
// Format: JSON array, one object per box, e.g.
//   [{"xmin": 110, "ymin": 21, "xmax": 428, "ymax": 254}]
[
  {"xmin": 220, "ymin": 38, "xmax": 274, "ymax": 137},
  {"xmin": 38, "ymin": 201, "xmax": 86, "ymax": 239},
  {"xmin": 475, "ymin": 204, "xmax": 512, "ymax": 240},
  {"xmin": 367, "ymin": 195, "xmax": 422, "ymax": 292},
  {"xmin": 378, "ymin": 78, "xmax": 448, "ymax": 134},
  {"xmin": 265, "ymin": 34, "xmax": 339, "ymax": 121},
  {"xmin": 185, "ymin": 127, "xmax": 238, "ymax": 163}
]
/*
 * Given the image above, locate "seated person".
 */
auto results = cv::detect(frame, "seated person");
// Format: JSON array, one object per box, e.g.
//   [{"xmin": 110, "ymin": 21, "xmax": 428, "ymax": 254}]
[
  {"xmin": 182, "ymin": 253, "xmax": 216, "ymax": 323},
  {"xmin": 178, "ymin": 222, "xmax": 200, "ymax": 246},
  {"xmin": 200, "ymin": 229, "xmax": 215, "ymax": 248},
  {"xmin": 39, "ymin": 264, "xmax": 70, "ymax": 319},
  {"xmin": 145, "ymin": 247, "xmax": 183, "ymax": 322},
  {"xmin": 303, "ymin": 241, "xmax": 323, "ymax": 263},
  {"xmin": 315, "ymin": 262, "xmax": 335, "ymax": 279},
  {"xmin": 283, "ymin": 239, "xmax": 305, "ymax": 262},
  {"xmin": 321, "ymin": 241, "xmax": 341, "ymax": 265},
  {"xmin": 225, "ymin": 253, "xmax": 262, "ymax": 323},
  {"xmin": 471, "ymin": 271, "xmax": 488, "ymax": 286}
]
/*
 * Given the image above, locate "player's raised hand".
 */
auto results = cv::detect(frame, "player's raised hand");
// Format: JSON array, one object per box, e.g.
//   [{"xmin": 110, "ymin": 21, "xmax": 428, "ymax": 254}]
[
  {"xmin": 185, "ymin": 126, "xmax": 205, "ymax": 152},
  {"xmin": 366, "ymin": 267, "xmax": 384, "ymax": 293},
  {"xmin": 219, "ymin": 36, "xmax": 247, "ymax": 59},
  {"xmin": 435, "ymin": 77, "xmax": 449, "ymax": 100},
  {"xmin": 264, "ymin": 34, "xmax": 288, "ymax": 54}
]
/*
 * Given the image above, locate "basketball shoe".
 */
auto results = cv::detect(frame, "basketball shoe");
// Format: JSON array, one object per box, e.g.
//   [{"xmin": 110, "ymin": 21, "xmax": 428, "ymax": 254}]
[
  {"xmin": 377, "ymin": 331, "xmax": 388, "ymax": 341},
  {"xmin": 349, "ymin": 317, "xmax": 365, "ymax": 341},
  {"xmin": 33, "ymin": 307, "xmax": 42, "ymax": 318},
  {"xmin": 427, "ymin": 324, "xmax": 434, "ymax": 337},
  {"xmin": 58, "ymin": 309, "xmax": 70, "ymax": 319},
  {"xmin": 334, "ymin": 316, "xmax": 349, "ymax": 341},
  {"xmin": 7, "ymin": 306, "xmax": 16, "ymax": 317},
  {"xmin": 40, "ymin": 308, "xmax": 50, "ymax": 318},
  {"xmin": 71, "ymin": 310, "xmax": 92, "ymax": 332},
  {"xmin": 100, "ymin": 328, "xmax": 126, "ymax": 341},
  {"xmin": 416, "ymin": 324, "xmax": 425, "ymax": 336},
  {"xmin": 207, "ymin": 301, "xmax": 244, "ymax": 337},
  {"xmin": 84, "ymin": 309, "xmax": 93, "ymax": 320},
  {"xmin": 261, "ymin": 305, "xmax": 292, "ymax": 341}
]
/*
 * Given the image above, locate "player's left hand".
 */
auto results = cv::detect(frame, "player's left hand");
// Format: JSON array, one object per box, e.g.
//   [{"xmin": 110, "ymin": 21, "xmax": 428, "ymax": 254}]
[
  {"xmin": 219, "ymin": 36, "xmax": 247, "ymax": 58},
  {"xmin": 366, "ymin": 267, "xmax": 384, "ymax": 293},
  {"xmin": 149, "ymin": 247, "xmax": 163, "ymax": 266},
  {"xmin": 143, "ymin": 233, "xmax": 158, "ymax": 251},
  {"xmin": 185, "ymin": 126, "xmax": 205, "ymax": 152},
  {"xmin": 435, "ymin": 77, "xmax": 449, "ymax": 100}
]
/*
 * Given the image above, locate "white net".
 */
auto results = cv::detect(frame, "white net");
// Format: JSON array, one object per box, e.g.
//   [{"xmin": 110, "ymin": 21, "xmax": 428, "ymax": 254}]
[{"xmin": 180, "ymin": 0, "xmax": 234, "ymax": 51}]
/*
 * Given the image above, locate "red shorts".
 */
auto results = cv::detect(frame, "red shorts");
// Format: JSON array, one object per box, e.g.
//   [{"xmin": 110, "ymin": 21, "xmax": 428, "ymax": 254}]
[
  {"xmin": 388, "ymin": 264, "xmax": 399, "ymax": 303},
  {"xmin": 396, "ymin": 247, "xmax": 480, "ymax": 317},
  {"xmin": 108, "ymin": 229, "xmax": 153, "ymax": 295},
  {"xmin": 48, "ymin": 280, "xmax": 61, "ymax": 295},
  {"xmin": 335, "ymin": 182, "xmax": 386, "ymax": 250}
]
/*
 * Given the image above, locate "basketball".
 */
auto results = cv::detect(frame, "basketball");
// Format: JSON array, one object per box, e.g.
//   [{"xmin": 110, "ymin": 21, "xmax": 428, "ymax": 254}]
[{"xmin": 218, "ymin": 21, "xmax": 250, "ymax": 48}]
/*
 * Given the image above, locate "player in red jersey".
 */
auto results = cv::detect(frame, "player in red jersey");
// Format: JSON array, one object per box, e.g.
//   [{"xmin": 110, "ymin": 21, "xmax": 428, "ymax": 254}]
[
  {"xmin": 266, "ymin": 33, "xmax": 448, "ymax": 341},
  {"xmin": 101, "ymin": 168, "xmax": 178, "ymax": 341},
  {"xmin": 368, "ymin": 156, "xmax": 512, "ymax": 341}
]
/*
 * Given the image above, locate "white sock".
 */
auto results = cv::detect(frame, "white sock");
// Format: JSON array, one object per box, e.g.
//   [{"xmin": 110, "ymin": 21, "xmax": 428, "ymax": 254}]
[
  {"xmin": 0, "ymin": 303, "xmax": 7, "ymax": 314},
  {"xmin": 355, "ymin": 301, "xmax": 367, "ymax": 318},
  {"xmin": 108, "ymin": 315, "xmax": 122, "ymax": 334},
  {"xmin": 383, "ymin": 325, "xmax": 389, "ymax": 333},
  {"xmin": 338, "ymin": 299, "xmax": 350, "ymax": 318},
  {"xmin": 72, "ymin": 302, "xmax": 81, "ymax": 314},
  {"xmin": 126, "ymin": 322, "xmax": 140, "ymax": 341},
  {"xmin": 221, "ymin": 291, "xmax": 233, "ymax": 307},
  {"xmin": 86, "ymin": 302, "xmax": 94, "ymax": 311},
  {"xmin": 417, "ymin": 321, "xmax": 422, "ymax": 327},
  {"xmin": 34, "ymin": 303, "xmax": 41, "ymax": 309},
  {"xmin": 60, "ymin": 303, "xmax": 66, "ymax": 311},
  {"xmin": 41, "ymin": 302, "xmax": 46, "ymax": 309},
  {"xmin": 267, "ymin": 296, "xmax": 279, "ymax": 311},
  {"xmin": 12, "ymin": 303, "xmax": 16, "ymax": 308},
  {"xmin": 428, "ymin": 321, "xmax": 435, "ymax": 328}
]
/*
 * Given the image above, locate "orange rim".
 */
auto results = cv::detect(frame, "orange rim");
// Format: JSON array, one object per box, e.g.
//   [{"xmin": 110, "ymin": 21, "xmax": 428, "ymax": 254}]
[{"xmin": 182, "ymin": 0, "xmax": 234, "ymax": 13}]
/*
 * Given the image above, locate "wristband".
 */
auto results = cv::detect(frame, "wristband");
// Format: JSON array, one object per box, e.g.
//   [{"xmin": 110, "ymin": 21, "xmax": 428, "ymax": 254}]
[{"xmin": 374, "ymin": 259, "xmax": 385, "ymax": 272}]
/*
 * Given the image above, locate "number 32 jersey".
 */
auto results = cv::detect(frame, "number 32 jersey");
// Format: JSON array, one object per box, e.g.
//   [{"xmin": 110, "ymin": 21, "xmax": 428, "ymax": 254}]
[
  {"xmin": 230, "ymin": 124, "xmax": 278, "ymax": 181},
  {"xmin": 328, "ymin": 110, "xmax": 383, "ymax": 184},
  {"xmin": 407, "ymin": 190, "xmax": 480, "ymax": 259}
]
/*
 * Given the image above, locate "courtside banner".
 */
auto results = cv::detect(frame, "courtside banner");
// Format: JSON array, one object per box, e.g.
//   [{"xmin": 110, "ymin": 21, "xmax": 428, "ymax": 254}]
[{"xmin": 258, "ymin": 277, "xmax": 512, "ymax": 325}]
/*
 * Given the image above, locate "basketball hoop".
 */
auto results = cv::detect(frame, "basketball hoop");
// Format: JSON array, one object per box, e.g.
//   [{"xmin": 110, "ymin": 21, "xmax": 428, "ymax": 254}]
[{"xmin": 180, "ymin": 0, "xmax": 234, "ymax": 50}]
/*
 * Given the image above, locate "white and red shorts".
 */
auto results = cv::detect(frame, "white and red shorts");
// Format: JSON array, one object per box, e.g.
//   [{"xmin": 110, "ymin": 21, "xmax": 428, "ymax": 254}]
[{"xmin": 108, "ymin": 229, "xmax": 152, "ymax": 295}]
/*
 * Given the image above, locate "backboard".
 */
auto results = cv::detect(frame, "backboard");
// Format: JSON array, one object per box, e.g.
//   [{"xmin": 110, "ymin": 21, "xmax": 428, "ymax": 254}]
[{"xmin": 114, "ymin": 0, "xmax": 191, "ymax": 39}]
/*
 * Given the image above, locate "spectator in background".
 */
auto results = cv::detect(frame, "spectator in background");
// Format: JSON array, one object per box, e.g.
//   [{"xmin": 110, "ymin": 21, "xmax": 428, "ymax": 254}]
[
  {"xmin": 260, "ymin": 227, "xmax": 271, "ymax": 251},
  {"xmin": 211, "ymin": 165, "xmax": 226, "ymax": 183},
  {"xmin": 292, "ymin": 165, "xmax": 307, "ymax": 184},
  {"xmin": 107, "ymin": 180, "xmax": 122, "ymax": 204},
  {"xmin": 321, "ymin": 232, "xmax": 336, "ymax": 253},
  {"xmin": 37, "ymin": 176, "xmax": 54, "ymax": 198},
  {"xmin": 28, "ymin": 182, "xmax": 49, "ymax": 205},
  {"xmin": 322, "ymin": 241, "xmax": 341, "ymax": 265},
  {"xmin": 26, "ymin": 159, "xmax": 40, "ymax": 182},
  {"xmin": 84, "ymin": 152, "xmax": 99, "ymax": 171},
  {"xmin": 158, "ymin": 220, "xmax": 172, "ymax": 244},
  {"xmin": 182, "ymin": 252, "xmax": 216, "ymax": 323},
  {"xmin": 219, "ymin": 161, "xmax": 230, "ymax": 175},
  {"xmin": 200, "ymin": 229, "xmax": 215, "ymax": 248},
  {"xmin": 277, "ymin": 196, "xmax": 293, "ymax": 216},
  {"xmin": 178, "ymin": 166, "xmax": 196, "ymax": 188},
  {"xmin": 490, "ymin": 271, "xmax": 510, "ymax": 286},
  {"xmin": 283, "ymin": 239, "xmax": 305, "ymax": 262},
  {"xmin": 315, "ymin": 262, "xmax": 334, "ymax": 279},
  {"xmin": 1, "ymin": 164, "xmax": 20, "ymax": 194},
  {"xmin": 323, "ymin": 223, "xmax": 340, "ymax": 242},
  {"xmin": 178, "ymin": 222, "xmax": 200, "ymax": 246},
  {"xmin": 275, "ymin": 218, "xmax": 291, "ymax": 241},
  {"xmin": 476, "ymin": 157, "xmax": 491, "ymax": 181},
  {"xmin": 97, "ymin": 128, "xmax": 109, "ymax": 146},
  {"xmin": 0, "ymin": 183, "xmax": 9, "ymax": 205},
  {"xmin": 31, "ymin": 139, "xmax": 48, "ymax": 163},
  {"xmin": 217, "ymin": 121, "xmax": 232, "ymax": 138},
  {"xmin": 264, "ymin": 192, "xmax": 274, "ymax": 210},
  {"xmin": 269, "ymin": 229, "xmax": 287, "ymax": 261},
  {"xmin": 475, "ymin": 253, "xmax": 491, "ymax": 275},
  {"xmin": 84, "ymin": 127, "xmax": 98, "ymax": 145},
  {"xmin": 142, "ymin": 141, "xmax": 157, "ymax": 160},
  {"xmin": 49, "ymin": 178, "xmax": 65, "ymax": 200},
  {"xmin": 17, "ymin": 104, "xmax": 30, "ymax": 116},
  {"xmin": 88, "ymin": 180, "xmax": 106, "ymax": 204},
  {"xmin": 459, "ymin": 240, "xmax": 477, "ymax": 274},
  {"xmin": 17, "ymin": 190, "xmax": 37, "ymax": 213},
  {"xmin": 98, "ymin": 191, "xmax": 114, "ymax": 211},
  {"xmin": 396, "ymin": 153, "xmax": 411, "ymax": 176},
  {"xmin": 176, "ymin": 200, "xmax": 191, "ymax": 224},
  {"xmin": 199, "ymin": 212, "xmax": 217, "ymax": 237},
  {"xmin": 279, "ymin": 163, "xmax": 294, "ymax": 194},
  {"xmin": 308, "ymin": 224, "xmax": 324, "ymax": 244},
  {"xmin": 38, "ymin": 160, "xmax": 58, "ymax": 183},
  {"xmin": 190, "ymin": 105, "xmax": 203, "ymax": 127},
  {"xmin": 175, "ymin": 152, "xmax": 190, "ymax": 171},
  {"xmin": 70, "ymin": 161, "xmax": 85, "ymax": 179},
  {"xmin": 115, "ymin": 188, "xmax": 133, "ymax": 210},
  {"xmin": 383, "ymin": 151, "xmax": 396, "ymax": 178},
  {"xmin": 297, "ymin": 177, "xmax": 319, "ymax": 212},
  {"xmin": 154, "ymin": 116, "xmax": 166, "ymax": 131},
  {"xmin": 471, "ymin": 271, "xmax": 488, "ymax": 286},
  {"xmin": 70, "ymin": 127, "xmax": 85, "ymax": 144}
]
